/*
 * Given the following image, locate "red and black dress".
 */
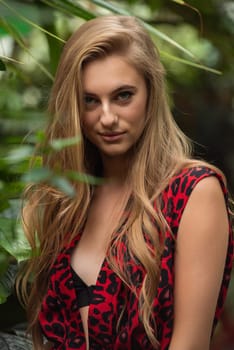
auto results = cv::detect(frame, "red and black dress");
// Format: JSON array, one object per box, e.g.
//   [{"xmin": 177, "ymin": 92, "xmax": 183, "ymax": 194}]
[{"xmin": 38, "ymin": 166, "xmax": 234, "ymax": 349}]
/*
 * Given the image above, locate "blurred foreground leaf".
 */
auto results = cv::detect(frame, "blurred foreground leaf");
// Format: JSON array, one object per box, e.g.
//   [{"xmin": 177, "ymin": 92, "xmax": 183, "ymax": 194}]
[
  {"xmin": 0, "ymin": 217, "xmax": 31, "ymax": 263},
  {"xmin": 0, "ymin": 263, "xmax": 18, "ymax": 304},
  {"xmin": 50, "ymin": 135, "xmax": 81, "ymax": 151},
  {"xmin": 0, "ymin": 59, "xmax": 6, "ymax": 70}
]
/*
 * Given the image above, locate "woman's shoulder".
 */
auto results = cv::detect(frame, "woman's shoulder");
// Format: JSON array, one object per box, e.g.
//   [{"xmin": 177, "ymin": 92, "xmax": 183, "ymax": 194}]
[
  {"xmin": 160, "ymin": 163, "xmax": 229, "ymax": 230},
  {"xmin": 166, "ymin": 163, "xmax": 227, "ymax": 198}
]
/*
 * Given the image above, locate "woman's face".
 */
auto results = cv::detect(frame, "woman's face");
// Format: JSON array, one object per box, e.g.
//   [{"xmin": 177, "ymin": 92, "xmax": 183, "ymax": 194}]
[{"xmin": 81, "ymin": 54, "xmax": 148, "ymax": 161}]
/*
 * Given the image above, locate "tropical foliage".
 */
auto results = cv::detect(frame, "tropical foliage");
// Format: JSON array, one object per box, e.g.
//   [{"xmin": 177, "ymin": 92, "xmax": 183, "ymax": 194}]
[{"xmin": 0, "ymin": 0, "xmax": 233, "ymax": 348}]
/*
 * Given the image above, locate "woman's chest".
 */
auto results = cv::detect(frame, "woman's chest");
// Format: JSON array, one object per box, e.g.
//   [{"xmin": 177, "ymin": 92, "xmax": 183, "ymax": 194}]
[{"xmin": 39, "ymin": 233, "xmax": 175, "ymax": 349}]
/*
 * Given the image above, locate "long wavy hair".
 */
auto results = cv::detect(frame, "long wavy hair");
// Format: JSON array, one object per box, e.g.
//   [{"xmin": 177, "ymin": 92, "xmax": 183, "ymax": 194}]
[{"xmin": 18, "ymin": 15, "xmax": 218, "ymax": 349}]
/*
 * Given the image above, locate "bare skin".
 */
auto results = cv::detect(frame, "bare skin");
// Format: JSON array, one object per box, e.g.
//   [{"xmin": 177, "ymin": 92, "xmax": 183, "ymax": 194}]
[
  {"xmin": 168, "ymin": 176, "xmax": 229, "ymax": 350},
  {"xmin": 71, "ymin": 179, "xmax": 129, "ymax": 349}
]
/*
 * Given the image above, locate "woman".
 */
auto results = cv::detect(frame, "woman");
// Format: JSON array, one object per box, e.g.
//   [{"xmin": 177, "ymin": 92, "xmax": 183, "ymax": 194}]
[{"xmin": 20, "ymin": 15, "xmax": 233, "ymax": 350}]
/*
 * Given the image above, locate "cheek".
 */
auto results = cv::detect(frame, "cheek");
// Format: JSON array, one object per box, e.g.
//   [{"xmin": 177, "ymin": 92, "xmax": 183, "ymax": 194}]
[
  {"xmin": 129, "ymin": 101, "xmax": 147, "ymax": 125},
  {"xmin": 82, "ymin": 113, "xmax": 96, "ymax": 131},
  {"xmin": 133, "ymin": 91, "xmax": 147, "ymax": 116},
  {"xmin": 130, "ymin": 101, "xmax": 147, "ymax": 138},
  {"xmin": 81, "ymin": 121, "xmax": 92, "ymax": 142}
]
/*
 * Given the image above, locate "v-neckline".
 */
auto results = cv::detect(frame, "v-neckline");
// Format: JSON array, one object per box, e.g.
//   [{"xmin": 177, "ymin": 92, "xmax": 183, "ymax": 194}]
[
  {"xmin": 68, "ymin": 193, "xmax": 132, "ymax": 288},
  {"xmin": 68, "ymin": 231, "xmax": 107, "ymax": 289},
  {"xmin": 67, "ymin": 233, "xmax": 109, "ymax": 350}
]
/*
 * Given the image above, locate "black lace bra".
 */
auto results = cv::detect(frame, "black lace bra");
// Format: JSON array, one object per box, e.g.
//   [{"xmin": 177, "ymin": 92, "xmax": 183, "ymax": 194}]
[{"xmin": 70, "ymin": 266, "xmax": 95, "ymax": 307}]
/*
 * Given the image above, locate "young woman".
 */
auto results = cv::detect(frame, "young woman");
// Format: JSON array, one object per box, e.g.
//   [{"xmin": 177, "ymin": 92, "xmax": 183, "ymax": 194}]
[{"xmin": 20, "ymin": 15, "xmax": 233, "ymax": 350}]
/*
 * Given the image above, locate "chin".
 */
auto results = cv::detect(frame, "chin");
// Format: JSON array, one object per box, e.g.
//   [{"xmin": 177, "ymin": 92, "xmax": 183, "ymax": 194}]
[
  {"xmin": 101, "ymin": 147, "xmax": 130, "ymax": 158},
  {"xmin": 103, "ymin": 151, "xmax": 126, "ymax": 158}
]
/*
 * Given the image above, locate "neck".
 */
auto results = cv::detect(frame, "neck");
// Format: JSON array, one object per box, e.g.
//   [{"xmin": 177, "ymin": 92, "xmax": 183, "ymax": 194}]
[{"xmin": 101, "ymin": 154, "xmax": 130, "ymax": 186}]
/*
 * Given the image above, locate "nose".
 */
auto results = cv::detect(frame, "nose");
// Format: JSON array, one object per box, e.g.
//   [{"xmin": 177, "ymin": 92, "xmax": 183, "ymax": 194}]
[{"xmin": 100, "ymin": 103, "xmax": 118, "ymax": 128}]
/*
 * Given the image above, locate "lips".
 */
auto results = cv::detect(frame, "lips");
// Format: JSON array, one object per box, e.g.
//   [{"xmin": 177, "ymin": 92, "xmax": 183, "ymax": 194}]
[
  {"xmin": 101, "ymin": 132, "xmax": 125, "ymax": 136},
  {"xmin": 99, "ymin": 131, "xmax": 126, "ymax": 142}
]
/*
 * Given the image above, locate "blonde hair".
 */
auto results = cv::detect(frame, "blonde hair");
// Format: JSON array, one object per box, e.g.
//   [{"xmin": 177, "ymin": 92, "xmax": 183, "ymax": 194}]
[{"xmin": 19, "ymin": 15, "xmax": 216, "ymax": 349}]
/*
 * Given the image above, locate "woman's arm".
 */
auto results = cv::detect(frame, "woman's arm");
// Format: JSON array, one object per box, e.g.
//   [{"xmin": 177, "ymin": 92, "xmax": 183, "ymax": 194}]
[{"xmin": 169, "ymin": 176, "xmax": 229, "ymax": 350}]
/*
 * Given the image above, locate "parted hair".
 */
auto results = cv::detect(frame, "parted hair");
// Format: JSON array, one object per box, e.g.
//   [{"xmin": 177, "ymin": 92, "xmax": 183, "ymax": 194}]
[{"xmin": 19, "ymin": 15, "xmax": 214, "ymax": 349}]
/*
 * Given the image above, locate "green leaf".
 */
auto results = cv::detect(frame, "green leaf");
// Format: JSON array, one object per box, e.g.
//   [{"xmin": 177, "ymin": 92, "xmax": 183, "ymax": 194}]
[
  {"xmin": 50, "ymin": 175, "xmax": 75, "ymax": 197},
  {"xmin": 0, "ymin": 218, "xmax": 31, "ymax": 263},
  {"xmin": 21, "ymin": 167, "xmax": 52, "ymax": 183},
  {"xmin": 5, "ymin": 145, "xmax": 34, "ymax": 164},
  {"xmin": 0, "ymin": 0, "xmax": 65, "ymax": 43},
  {"xmin": 34, "ymin": 130, "xmax": 46, "ymax": 144},
  {"xmin": 41, "ymin": 0, "xmax": 95, "ymax": 21},
  {"xmin": 160, "ymin": 49, "xmax": 222, "ymax": 75},
  {"xmin": 0, "ymin": 16, "xmax": 25, "ymax": 44},
  {"xmin": 171, "ymin": 0, "xmax": 185, "ymax": 4},
  {"xmin": 143, "ymin": 22, "xmax": 195, "ymax": 59},
  {"xmin": 0, "ymin": 263, "xmax": 18, "ymax": 303},
  {"xmin": 91, "ymin": 0, "xmax": 129, "ymax": 15},
  {"xmin": 0, "ymin": 17, "xmax": 54, "ymax": 80},
  {"xmin": 50, "ymin": 136, "xmax": 81, "ymax": 151},
  {"xmin": 0, "ymin": 58, "xmax": 6, "ymax": 70},
  {"xmin": 0, "ymin": 0, "xmax": 39, "ymax": 36},
  {"xmin": 66, "ymin": 170, "xmax": 103, "ymax": 185},
  {"xmin": 0, "ymin": 55, "xmax": 23, "ymax": 65},
  {"xmin": 0, "ymin": 250, "xmax": 10, "ymax": 277},
  {"xmin": 22, "ymin": 167, "xmax": 76, "ymax": 197}
]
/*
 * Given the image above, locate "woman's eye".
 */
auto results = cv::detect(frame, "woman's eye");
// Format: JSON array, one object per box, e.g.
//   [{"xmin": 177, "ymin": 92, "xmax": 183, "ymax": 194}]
[
  {"xmin": 117, "ymin": 91, "xmax": 133, "ymax": 102},
  {"xmin": 84, "ymin": 95, "xmax": 98, "ymax": 107}
]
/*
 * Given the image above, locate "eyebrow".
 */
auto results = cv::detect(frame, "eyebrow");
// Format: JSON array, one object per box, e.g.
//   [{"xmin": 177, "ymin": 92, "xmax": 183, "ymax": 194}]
[{"xmin": 83, "ymin": 84, "xmax": 137, "ymax": 96}]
